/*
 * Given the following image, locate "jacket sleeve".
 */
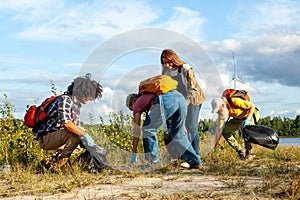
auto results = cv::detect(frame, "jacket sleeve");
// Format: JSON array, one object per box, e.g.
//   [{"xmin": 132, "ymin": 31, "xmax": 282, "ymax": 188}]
[{"xmin": 184, "ymin": 64, "xmax": 206, "ymax": 105}]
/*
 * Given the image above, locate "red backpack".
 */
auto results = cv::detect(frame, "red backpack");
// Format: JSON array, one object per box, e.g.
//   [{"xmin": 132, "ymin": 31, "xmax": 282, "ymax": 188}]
[{"xmin": 24, "ymin": 95, "xmax": 60, "ymax": 132}]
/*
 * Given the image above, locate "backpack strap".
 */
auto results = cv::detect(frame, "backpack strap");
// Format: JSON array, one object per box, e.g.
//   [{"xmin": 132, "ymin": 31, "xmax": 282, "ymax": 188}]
[
  {"xmin": 253, "ymin": 107, "xmax": 260, "ymax": 125},
  {"xmin": 33, "ymin": 95, "xmax": 61, "ymax": 133},
  {"xmin": 226, "ymin": 97, "xmax": 238, "ymax": 109},
  {"xmin": 158, "ymin": 95, "xmax": 168, "ymax": 131},
  {"xmin": 224, "ymin": 117, "xmax": 231, "ymax": 125}
]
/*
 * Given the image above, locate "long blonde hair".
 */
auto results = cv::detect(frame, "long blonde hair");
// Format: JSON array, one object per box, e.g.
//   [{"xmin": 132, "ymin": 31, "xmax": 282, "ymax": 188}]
[
  {"xmin": 160, "ymin": 49, "xmax": 186, "ymax": 74},
  {"xmin": 160, "ymin": 49, "xmax": 185, "ymax": 67}
]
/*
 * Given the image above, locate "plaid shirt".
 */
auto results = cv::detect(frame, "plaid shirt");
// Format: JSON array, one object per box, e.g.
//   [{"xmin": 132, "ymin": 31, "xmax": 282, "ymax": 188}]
[{"xmin": 36, "ymin": 94, "xmax": 81, "ymax": 138}]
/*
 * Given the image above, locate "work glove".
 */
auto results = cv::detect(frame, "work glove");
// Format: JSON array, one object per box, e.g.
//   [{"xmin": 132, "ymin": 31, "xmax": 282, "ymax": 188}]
[
  {"xmin": 243, "ymin": 118, "xmax": 251, "ymax": 127},
  {"xmin": 129, "ymin": 152, "xmax": 137, "ymax": 165},
  {"xmin": 82, "ymin": 133, "xmax": 95, "ymax": 147}
]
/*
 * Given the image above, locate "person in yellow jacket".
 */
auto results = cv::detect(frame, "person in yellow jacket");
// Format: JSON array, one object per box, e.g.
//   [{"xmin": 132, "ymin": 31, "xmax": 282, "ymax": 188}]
[{"xmin": 211, "ymin": 97, "xmax": 258, "ymax": 160}]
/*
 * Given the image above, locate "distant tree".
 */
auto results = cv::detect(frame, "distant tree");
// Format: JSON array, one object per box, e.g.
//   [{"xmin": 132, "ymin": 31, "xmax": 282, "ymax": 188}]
[
  {"xmin": 295, "ymin": 115, "xmax": 300, "ymax": 128},
  {"xmin": 282, "ymin": 117, "xmax": 293, "ymax": 136},
  {"xmin": 293, "ymin": 115, "xmax": 300, "ymax": 137},
  {"xmin": 258, "ymin": 116, "xmax": 272, "ymax": 127}
]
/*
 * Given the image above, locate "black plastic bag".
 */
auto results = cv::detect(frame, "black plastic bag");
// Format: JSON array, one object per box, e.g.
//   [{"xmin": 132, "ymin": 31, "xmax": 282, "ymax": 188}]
[
  {"xmin": 239, "ymin": 125, "xmax": 279, "ymax": 150},
  {"xmin": 80, "ymin": 138, "xmax": 109, "ymax": 172}
]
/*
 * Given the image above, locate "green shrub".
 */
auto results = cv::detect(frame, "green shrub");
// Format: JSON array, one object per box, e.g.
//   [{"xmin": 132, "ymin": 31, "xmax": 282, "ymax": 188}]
[
  {"xmin": 100, "ymin": 111, "xmax": 165, "ymax": 153},
  {"xmin": 0, "ymin": 95, "xmax": 45, "ymax": 166}
]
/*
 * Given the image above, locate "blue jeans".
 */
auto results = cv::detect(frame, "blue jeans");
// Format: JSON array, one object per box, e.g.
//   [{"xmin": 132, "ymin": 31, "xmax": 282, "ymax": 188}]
[
  {"xmin": 186, "ymin": 104, "xmax": 202, "ymax": 155},
  {"xmin": 142, "ymin": 90, "xmax": 201, "ymax": 166}
]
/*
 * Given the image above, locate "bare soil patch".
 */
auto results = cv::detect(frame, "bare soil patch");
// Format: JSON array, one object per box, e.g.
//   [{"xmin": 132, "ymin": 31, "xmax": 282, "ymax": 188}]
[{"xmin": 0, "ymin": 169, "xmax": 273, "ymax": 200}]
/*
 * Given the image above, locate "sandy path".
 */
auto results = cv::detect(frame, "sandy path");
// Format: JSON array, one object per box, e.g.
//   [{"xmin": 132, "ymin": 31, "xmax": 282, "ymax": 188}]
[{"xmin": 1, "ymin": 172, "xmax": 264, "ymax": 200}]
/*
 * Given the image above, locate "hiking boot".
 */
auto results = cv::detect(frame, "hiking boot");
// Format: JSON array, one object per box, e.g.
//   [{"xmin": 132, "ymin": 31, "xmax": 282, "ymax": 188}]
[
  {"xmin": 48, "ymin": 157, "xmax": 69, "ymax": 171},
  {"xmin": 237, "ymin": 149, "xmax": 245, "ymax": 160},
  {"xmin": 42, "ymin": 151, "xmax": 69, "ymax": 171},
  {"xmin": 41, "ymin": 154, "xmax": 59, "ymax": 170}
]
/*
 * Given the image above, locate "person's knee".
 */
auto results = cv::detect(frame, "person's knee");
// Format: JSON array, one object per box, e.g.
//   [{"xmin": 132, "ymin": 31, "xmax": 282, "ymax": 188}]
[
  {"xmin": 71, "ymin": 135, "xmax": 81, "ymax": 144},
  {"xmin": 65, "ymin": 135, "xmax": 81, "ymax": 148}
]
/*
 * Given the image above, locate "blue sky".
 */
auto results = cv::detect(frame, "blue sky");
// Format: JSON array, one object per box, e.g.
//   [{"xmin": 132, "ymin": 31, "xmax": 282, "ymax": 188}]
[{"xmin": 1, "ymin": 0, "xmax": 300, "ymax": 123}]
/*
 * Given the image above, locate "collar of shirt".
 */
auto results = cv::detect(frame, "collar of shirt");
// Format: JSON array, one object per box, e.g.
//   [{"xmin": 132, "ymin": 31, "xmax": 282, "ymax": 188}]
[{"xmin": 72, "ymin": 96, "xmax": 82, "ymax": 108}]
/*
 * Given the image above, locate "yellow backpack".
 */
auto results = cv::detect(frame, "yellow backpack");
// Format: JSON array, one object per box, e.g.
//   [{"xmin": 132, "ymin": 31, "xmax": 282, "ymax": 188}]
[{"xmin": 138, "ymin": 75, "xmax": 178, "ymax": 95}]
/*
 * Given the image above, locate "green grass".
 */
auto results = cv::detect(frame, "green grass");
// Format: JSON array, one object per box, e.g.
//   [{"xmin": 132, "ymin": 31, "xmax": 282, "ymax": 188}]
[
  {"xmin": 0, "ymin": 97, "xmax": 300, "ymax": 199},
  {"xmin": 1, "ymin": 142, "xmax": 299, "ymax": 199}
]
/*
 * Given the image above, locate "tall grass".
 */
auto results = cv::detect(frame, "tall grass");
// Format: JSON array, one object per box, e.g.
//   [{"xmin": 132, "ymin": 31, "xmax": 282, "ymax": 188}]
[{"xmin": 0, "ymin": 95, "xmax": 300, "ymax": 199}]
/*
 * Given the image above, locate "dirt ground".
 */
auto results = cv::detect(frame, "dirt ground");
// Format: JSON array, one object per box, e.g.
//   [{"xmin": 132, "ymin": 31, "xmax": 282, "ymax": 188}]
[{"xmin": 1, "ymin": 169, "xmax": 271, "ymax": 200}]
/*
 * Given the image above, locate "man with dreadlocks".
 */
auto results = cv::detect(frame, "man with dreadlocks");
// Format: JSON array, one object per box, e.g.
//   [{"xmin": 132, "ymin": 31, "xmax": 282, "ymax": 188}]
[{"xmin": 36, "ymin": 73, "xmax": 103, "ymax": 170}]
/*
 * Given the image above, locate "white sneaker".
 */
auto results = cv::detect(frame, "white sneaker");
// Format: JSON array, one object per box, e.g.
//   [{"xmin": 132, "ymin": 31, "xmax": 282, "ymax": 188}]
[{"xmin": 180, "ymin": 162, "xmax": 190, "ymax": 169}]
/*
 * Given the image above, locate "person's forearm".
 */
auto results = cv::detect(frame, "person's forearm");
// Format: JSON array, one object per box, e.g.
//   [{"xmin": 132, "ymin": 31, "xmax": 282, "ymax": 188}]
[
  {"xmin": 132, "ymin": 123, "xmax": 141, "ymax": 152},
  {"xmin": 132, "ymin": 136, "xmax": 139, "ymax": 152},
  {"xmin": 132, "ymin": 112, "xmax": 141, "ymax": 153},
  {"xmin": 214, "ymin": 121, "xmax": 224, "ymax": 147},
  {"xmin": 214, "ymin": 128, "xmax": 222, "ymax": 147},
  {"xmin": 63, "ymin": 121, "xmax": 85, "ymax": 136}
]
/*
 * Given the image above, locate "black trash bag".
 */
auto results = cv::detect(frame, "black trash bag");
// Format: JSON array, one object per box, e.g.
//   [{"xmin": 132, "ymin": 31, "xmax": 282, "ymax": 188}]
[
  {"xmin": 239, "ymin": 125, "xmax": 279, "ymax": 150},
  {"xmin": 80, "ymin": 138, "xmax": 109, "ymax": 172}
]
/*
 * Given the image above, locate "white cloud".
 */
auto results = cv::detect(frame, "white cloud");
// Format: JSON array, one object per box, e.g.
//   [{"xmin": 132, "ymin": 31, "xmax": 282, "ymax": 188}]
[
  {"xmin": 231, "ymin": 0, "xmax": 300, "ymax": 37},
  {"xmin": 255, "ymin": 34, "xmax": 300, "ymax": 54},
  {"xmin": 15, "ymin": 1, "xmax": 159, "ymax": 42},
  {"xmin": 0, "ymin": 0, "xmax": 56, "ymax": 10},
  {"xmin": 204, "ymin": 39, "xmax": 241, "ymax": 53},
  {"xmin": 2, "ymin": 1, "xmax": 208, "ymax": 47},
  {"xmin": 204, "ymin": 35, "xmax": 300, "ymax": 88},
  {"xmin": 160, "ymin": 7, "xmax": 206, "ymax": 41},
  {"xmin": 0, "ymin": 0, "xmax": 65, "ymax": 22},
  {"xmin": 206, "ymin": 33, "xmax": 300, "ymax": 56}
]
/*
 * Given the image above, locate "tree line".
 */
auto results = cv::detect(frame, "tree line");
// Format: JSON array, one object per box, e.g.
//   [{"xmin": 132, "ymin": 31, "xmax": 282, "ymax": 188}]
[{"xmin": 258, "ymin": 115, "xmax": 300, "ymax": 137}]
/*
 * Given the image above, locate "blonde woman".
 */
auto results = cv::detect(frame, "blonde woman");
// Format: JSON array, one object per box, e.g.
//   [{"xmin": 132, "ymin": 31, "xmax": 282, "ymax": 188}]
[{"xmin": 160, "ymin": 49, "xmax": 206, "ymax": 157}]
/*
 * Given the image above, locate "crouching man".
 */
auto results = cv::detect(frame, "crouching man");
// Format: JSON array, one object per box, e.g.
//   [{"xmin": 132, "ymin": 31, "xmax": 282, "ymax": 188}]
[{"xmin": 36, "ymin": 73, "xmax": 103, "ymax": 170}]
